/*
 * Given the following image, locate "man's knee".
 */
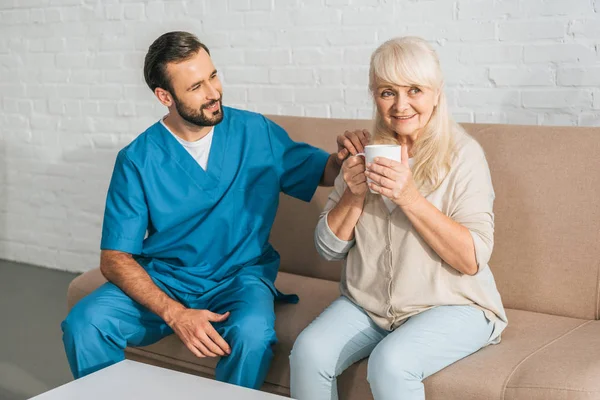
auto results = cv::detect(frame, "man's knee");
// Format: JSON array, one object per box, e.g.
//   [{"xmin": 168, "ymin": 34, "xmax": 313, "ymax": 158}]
[
  {"xmin": 229, "ymin": 313, "xmax": 276, "ymax": 354},
  {"xmin": 63, "ymin": 302, "xmax": 91, "ymax": 336},
  {"xmin": 62, "ymin": 299, "xmax": 114, "ymax": 340}
]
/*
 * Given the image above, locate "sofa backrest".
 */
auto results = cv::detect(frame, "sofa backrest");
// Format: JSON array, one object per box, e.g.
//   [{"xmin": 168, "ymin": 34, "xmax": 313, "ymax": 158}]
[{"xmin": 267, "ymin": 115, "xmax": 600, "ymax": 321}]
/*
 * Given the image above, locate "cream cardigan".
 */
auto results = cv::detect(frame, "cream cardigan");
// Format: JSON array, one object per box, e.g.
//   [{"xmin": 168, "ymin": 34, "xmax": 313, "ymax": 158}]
[{"xmin": 315, "ymin": 132, "xmax": 508, "ymax": 344}]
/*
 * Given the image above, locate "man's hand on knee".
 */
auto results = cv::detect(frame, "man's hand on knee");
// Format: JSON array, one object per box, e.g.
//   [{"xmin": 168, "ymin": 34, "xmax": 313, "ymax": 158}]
[{"xmin": 167, "ymin": 309, "xmax": 231, "ymax": 358}]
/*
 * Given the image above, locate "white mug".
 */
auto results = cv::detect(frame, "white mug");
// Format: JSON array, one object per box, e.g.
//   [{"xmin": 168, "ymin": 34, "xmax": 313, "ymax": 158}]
[{"xmin": 356, "ymin": 144, "xmax": 401, "ymax": 194}]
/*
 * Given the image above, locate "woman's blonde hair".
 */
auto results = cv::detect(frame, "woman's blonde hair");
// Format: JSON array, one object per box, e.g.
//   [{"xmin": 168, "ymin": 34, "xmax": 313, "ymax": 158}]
[{"xmin": 369, "ymin": 36, "xmax": 461, "ymax": 195}]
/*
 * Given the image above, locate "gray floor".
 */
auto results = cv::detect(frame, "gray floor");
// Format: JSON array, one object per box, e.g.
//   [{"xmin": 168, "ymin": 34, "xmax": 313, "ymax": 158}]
[{"xmin": 0, "ymin": 259, "xmax": 79, "ymax": 400}]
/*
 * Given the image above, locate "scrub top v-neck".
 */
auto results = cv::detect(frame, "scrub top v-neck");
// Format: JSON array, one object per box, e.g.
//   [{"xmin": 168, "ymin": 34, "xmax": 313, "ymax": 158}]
[{"xmin": 101, "ymin": 107, "xmax": 330, "ymax": 295}]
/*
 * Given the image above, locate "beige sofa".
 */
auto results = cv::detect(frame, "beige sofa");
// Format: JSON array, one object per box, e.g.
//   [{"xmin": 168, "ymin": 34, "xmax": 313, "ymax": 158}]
[{"xmin": 67, "ymin": 115, "xmax": 600, "ymax": 399}]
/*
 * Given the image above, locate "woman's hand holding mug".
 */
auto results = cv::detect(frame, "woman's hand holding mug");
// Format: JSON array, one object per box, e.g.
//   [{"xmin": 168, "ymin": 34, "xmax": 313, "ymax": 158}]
[
  {"xmin": 342, "ymin": 155, "xmax": 368, "ymax": 197},
  {"xmin": 365, "ymin": 145, "xmax": 421, "ymax": 208}
]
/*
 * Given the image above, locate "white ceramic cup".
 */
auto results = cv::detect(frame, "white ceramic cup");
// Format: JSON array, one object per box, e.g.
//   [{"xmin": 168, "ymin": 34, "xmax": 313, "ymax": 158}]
[{"xmin": 356, "ymin": 144, "xmax": 401, "ymax": 194}]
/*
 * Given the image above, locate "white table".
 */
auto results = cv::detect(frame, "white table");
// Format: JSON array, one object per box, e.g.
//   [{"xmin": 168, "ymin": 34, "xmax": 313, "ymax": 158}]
[{"xmin": 31, "ymin": 360, "xmax": 292, "ymax": 399}]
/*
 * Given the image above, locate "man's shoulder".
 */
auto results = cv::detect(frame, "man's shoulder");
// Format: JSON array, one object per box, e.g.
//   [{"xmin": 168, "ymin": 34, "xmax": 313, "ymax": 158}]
[
  {"xmin": 117, "ymin": 121, "xmax": 162, "ymax": 164},
  {"xmin": 224, "ymin": 106, "xmax": 270, "ymax": 128}
]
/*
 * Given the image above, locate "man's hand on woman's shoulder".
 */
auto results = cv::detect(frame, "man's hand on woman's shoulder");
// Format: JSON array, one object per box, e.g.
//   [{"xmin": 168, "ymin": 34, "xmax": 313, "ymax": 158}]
[{"xmin": 335, "ymin": 129, "xmax": 371, "ymax": 166}]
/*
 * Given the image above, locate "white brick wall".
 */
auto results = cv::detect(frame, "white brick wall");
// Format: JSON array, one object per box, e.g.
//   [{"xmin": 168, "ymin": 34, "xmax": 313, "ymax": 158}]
[{"xmin": 1, "ymin": 0, "xmax": 599, "ymax": 273}]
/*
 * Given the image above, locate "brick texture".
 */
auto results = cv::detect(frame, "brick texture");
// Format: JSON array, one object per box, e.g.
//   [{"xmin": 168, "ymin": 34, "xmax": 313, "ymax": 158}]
[{"xmin": 0, "ymin": 0, "xmax": 599, "ymax": 272}]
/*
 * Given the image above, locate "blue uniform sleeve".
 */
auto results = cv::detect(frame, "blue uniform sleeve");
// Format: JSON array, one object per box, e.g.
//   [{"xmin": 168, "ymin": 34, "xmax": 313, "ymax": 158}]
[
  {"xmin": 100, "ymin": 151, "xmax": 148, "ymax": 255},
  {"xmin": 265, "ymin": 117, "xmax": 330, "ymax": 202}
]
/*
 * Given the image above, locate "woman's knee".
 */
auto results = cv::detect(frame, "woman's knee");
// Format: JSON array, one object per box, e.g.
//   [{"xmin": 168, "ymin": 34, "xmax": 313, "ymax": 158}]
[
  {"xmin": 290, "ymin": 327, "xmax": 337, "ymax": 377},
  {"xmin": 367, "ymin": 345, "xmax": 422, "ymax": 389},
  {"xmin": 290, "ymin": 328, "xmax": 316, "ymax": 365}
]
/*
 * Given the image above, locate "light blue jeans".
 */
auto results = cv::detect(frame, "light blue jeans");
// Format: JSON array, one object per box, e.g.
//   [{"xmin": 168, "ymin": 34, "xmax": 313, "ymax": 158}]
[{"xmin": 290, "ymin": 296, "xmax": 493, "ymax": 400}]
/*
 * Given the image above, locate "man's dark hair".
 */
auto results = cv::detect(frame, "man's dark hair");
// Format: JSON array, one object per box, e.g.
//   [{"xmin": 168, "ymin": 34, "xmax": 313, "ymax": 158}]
[{"xmin": 144, "ymin": 31, "xmax": 210, "ymax": 93}]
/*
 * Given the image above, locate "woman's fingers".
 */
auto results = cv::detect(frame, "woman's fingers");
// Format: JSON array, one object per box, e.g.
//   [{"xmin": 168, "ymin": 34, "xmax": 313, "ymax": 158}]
[
  {"xmin": 365, "ymin": 170, "xmax": 395, "ymax": 189},
  {"xmin": 366, "ymin": 163, "xmax": 398, "ymax": 180},
  {"xmin": 401, "ymin": 144, "xmax": 410, "ymax": 168},
  {"xmin": 369, "ymin": 182, "xmax": 395, "ymax": 198}
]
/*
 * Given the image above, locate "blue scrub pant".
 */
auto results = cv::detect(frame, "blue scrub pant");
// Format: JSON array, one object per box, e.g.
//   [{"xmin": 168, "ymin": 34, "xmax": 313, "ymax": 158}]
[
  {"xmin": 290, "ymin": 296, "xmax": 493, "ymax": 400},
  {"xmin": 61, "ymin": 274, "xmax": 277, "ymax": 389}
]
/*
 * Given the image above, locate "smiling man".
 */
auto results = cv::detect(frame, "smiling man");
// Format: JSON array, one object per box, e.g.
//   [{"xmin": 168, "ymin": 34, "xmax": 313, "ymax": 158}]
[{"xmin": 61, "ymin": 31, "xmax": 355, "ymax": 389}]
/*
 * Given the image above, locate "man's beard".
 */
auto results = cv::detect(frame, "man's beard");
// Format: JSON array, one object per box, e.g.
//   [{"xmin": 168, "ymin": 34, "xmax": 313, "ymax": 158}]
[{"xmin": 172, "ymin": 93, "xmax": 224, "ymax": 127}]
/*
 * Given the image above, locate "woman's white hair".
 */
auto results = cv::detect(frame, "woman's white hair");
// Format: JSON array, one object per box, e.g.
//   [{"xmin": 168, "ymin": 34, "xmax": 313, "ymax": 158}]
[{"xmin": 369, "ymin": 36, "xmax": 462, "ymax": 195}]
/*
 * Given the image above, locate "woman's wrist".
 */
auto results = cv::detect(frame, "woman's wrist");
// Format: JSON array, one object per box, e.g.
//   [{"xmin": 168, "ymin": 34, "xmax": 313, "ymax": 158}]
[
  {"xmin": 396, "ymin": 186, "xmax": 424, "ymax": 210},
  {"xmin": 327, "ymin": 189, "xmax": 365, "ymax": 241},
  {"xmin": 343, "ymin": 188, "xmax": 367, "ymax": 207}
]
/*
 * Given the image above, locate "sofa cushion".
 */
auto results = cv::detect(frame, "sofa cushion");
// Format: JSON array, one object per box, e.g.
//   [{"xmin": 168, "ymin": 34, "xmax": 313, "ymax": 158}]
[
  {"xmin": 422, "ymin": 309, "xmax": 590, "ymax": 400},
  {"xmin": 265, "ymin": 116, "xmax": 371, "ymax": 283},
  {"xmin": 267, "ymin": 115, "xmax": 600, "ymax": 321},
  {"xmin": 503, "ymin": 320, "xmax": 600, "ymax": 400},
  {"xmin": 66, "ymin": 268, "xmax": 341, "ymax": 391},
  {"xmin": 67, "ymin": 269, "xmax": 594, "ymax": 400},
  {"xmin": 466, "ymin": 124, "xmax": 600, "ymax": 321},
  {"xmin": 333, "ymin": 309, "xmax": 590, "ymax": 400},
  {"xmin": 125, "ymin": 271, "xmax": 342, "ymax": 393},
  {"xmin": 66, "ymin": 267, "xmax": 104, "ymax": 307}
]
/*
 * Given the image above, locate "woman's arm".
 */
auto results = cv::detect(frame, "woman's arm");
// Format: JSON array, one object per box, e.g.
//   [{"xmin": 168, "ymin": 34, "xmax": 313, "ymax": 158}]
[
  {"xmin": 314, "ymin": 200, "xmax": 357, "ymax": 261},
  {"xmin": 314, "ymin": 155, "xmax": 368, "ymax": 260},
  {"xmin": 366, "ymin": 145, "xmax": 492, "ymax": 276},
  {"xmin": 401, "ymin": 197, "xmax": 478, "ymax": 275},
  {"xmin": 326, "ymin": 188, "xmax": 366, "ymax": 241}
]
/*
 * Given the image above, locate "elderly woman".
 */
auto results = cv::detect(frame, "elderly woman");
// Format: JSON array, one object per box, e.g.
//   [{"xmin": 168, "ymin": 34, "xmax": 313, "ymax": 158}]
[{"xmin": 289, "ymin": 37, "xmax": 508, "ymax": 400}]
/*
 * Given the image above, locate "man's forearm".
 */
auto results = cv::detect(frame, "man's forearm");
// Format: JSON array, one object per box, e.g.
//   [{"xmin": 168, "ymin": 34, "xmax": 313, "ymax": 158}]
[
  {"xmin": 320, "ymin": 154, "xmax": 342, "ymax": 186},
  {"xmin": 100, "ymin": 250, "xmax": 185, "ymax": 325}
]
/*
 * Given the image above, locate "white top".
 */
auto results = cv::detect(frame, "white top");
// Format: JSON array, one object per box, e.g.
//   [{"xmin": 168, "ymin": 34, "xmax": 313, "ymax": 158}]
[
  {"xmin": 161, "ymin": 118, "xmax": 214, "ymax": 171},
  {"xmin": 31, "ymin": 360, "xmax": 290, "ymax": 400}
]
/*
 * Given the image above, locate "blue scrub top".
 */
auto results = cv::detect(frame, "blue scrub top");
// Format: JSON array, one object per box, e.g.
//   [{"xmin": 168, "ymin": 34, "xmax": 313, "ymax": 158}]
[{"xmin": 101, "ymin": 107, "xmax": 329, "ymax": 296}]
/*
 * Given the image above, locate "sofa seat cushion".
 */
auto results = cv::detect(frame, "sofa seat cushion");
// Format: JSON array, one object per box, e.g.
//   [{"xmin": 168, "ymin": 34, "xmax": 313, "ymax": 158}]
[
  {"xmin": 332, "ymin": 309, "xmax": 591, "ymax": 400},
  {"xmin": 66, "ymin": 268, "xmax": 341, "ymax": 391},
  {"xmin": 503, "ymin": 319, "xmax": 600, "ymax": 399},
  {"xmin": 67, "ymin": 269, "xmax": 594, "ymax": 400},
  {"xmin": 421, "ymin": 309, "xmax": 590, "ymax": 400},
  {"xmin": 125, "ymin": 270, "xmax": 342, "ymax": 393}
]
